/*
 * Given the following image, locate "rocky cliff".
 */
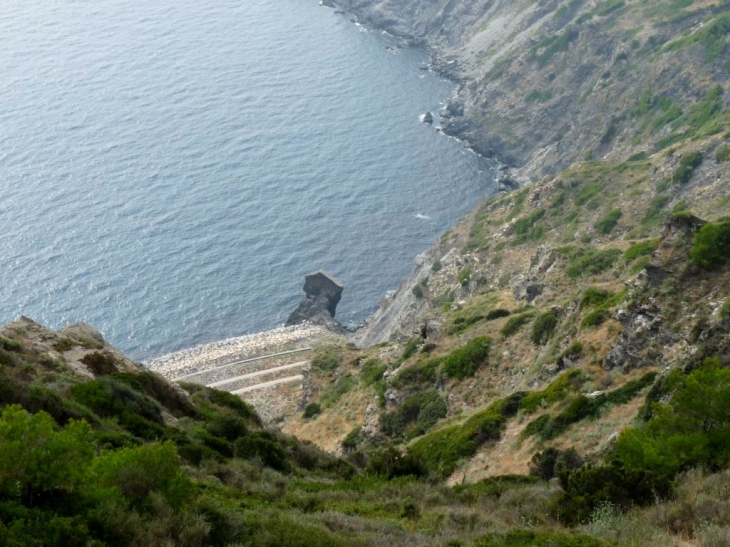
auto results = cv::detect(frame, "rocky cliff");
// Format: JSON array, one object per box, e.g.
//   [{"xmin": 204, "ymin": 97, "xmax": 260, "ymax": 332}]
[{"xmin": 331, "ymin": 0, "xmax": 730, "ymax": 183}]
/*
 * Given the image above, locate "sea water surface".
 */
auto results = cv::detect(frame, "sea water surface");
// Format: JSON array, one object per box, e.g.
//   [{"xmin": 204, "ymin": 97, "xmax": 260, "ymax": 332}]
[{"xmin": 0, "ymin": 0, "xmax": 498, "ymax": 360}]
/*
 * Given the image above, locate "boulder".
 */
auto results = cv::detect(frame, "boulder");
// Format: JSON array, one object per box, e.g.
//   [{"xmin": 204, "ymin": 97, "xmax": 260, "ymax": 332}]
[
  {"xmin": 286, "ymin": 271, "xmax": 344, "ymax": 331},
  {"xmin": 422, "ymin": 111, "xmax": 434, "ymax": 124}
]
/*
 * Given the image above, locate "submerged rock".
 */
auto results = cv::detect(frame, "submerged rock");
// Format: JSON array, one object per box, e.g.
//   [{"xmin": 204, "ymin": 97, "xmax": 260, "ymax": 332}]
[{"xmin": 286, "ymin": 271, "xmax": 344, "ymax": 332}]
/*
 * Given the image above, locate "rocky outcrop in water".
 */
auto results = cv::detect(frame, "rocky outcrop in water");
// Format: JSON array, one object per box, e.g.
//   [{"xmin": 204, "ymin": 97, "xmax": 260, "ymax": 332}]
[{"xmin": 286, "ymin": 271, "xmax": 344, "ymax": 332}]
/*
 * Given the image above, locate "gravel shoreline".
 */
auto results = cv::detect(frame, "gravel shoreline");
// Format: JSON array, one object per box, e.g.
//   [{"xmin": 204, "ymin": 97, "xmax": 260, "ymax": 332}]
[{"xmin": 145, "ymin": 323, "xmax": 339, "ymax": 379}]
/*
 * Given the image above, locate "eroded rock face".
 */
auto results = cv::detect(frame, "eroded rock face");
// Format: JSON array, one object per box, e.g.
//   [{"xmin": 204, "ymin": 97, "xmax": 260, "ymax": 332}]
[{"xmin": 286, "ymin": 271, "xmax": 344, "ymax": 331}]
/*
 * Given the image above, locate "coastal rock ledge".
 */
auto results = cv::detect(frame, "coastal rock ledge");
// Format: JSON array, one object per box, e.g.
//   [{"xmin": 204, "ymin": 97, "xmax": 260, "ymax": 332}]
[{"xmin": 286, "ymin": 271, "xmax": 344, "ymax": 332}]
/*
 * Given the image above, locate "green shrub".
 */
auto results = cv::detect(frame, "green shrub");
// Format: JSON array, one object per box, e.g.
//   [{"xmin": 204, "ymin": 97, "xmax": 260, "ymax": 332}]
[
  {"xmin": 235, "ymin": 431, "xmax": 291, "ymax": 472},
  {"xmin": 80, "ymin": 352, "xmax": 118, "ymax": 375},
  {"xmin": 320, "ymin": 375, "xmax": 355, "ymax": 408},
  {"xmin": 341, "ymin": 426, "xmax": 363, "ymax": 451},
  {"xmin": 0, "ymin": 336, "xmax": 21, "ymax": 352},
  {"xmin": 614, "ymin": 359, "xmax": 730, "ymax": 478},
  {"xmin": 525, "ymin": 372, "xmax": 658, "ymax": 441},
  {"xmin": 690, "ymin": 218, "xmax": 730, "ymax": 268},
  {"xmin": 473, "ymin": 530, "xmax": 609, "ymax": 547},
  {"xmin": 93, "ymin": 441, "xmax": 191, "ymax": 506},
  {"xmin": 443, "ymin": 336, "xmax": 491, "ymax": 380},
  {"xmin": 365, "ymin": 446, "xmax": 428, "ymax": 479},
  {"xmin": 520, "ymin": 369, "xmax": 584, "ymax": 414},
  {"xmin": 380, "ymin": 390, "xmax": 447, "ymax": 438},
  {"xmin": 673, "ymin": 151, "xmax": 703, "ymax": 184},
  {"xmin": 303, "ymin": 403, "xmax": 321, "ymax": 419},
  {"xmin": 448, "ymin": 305, "xmax": 511, "ymax": 335},
  {"xmin": 411, "ymin": 285, "xmax": 423, "ymax": 298},
  {"xmin": 623, "ymin": 240, "xmax": 656, "ymax": 261},
  {"xmin": 531, "ymin": 310, "xmax": 559, "ymax": 345},
  {"xmin": 401, "ymin": 337, "xmax": 421, "ymax": 360},
  {"xmin": 720, "ymin": 300, "xmax": 730, "ymax": 322},
  {"xmin": 581, "ymin": 310, "xmax": 609, "ymax": 329},
  {"xmin": 716, "ymin": 144, "xmax": 730, "ymax": 162},
  {"xmin": 535, "ymin": 27, "xmax": 579, "ymax": 67},
  {"xmin": 205, "ymin": 415, "xmax": 249, "ymax": 441},
  {"xmin": 581, "ymin": 287, "xmax": 612, "ymax": 308},
  {"xmin": 359, "ymin": 358, "xmax": 387, "ymax": 386},
  {"xmin": 457, "ymin": 268, "xmax": 472, "ymax": 286},
  {"xmin": 487, "ymin": 309, "xmax": 511, "ymax": 320},
  {"xmin": 566, "ymin": 249, "xmax": 622, "ymax": 279},
  {"xmin": 71, "ymin": 378, "xmax": 165, "ymax": 439},
  {"xmin": 594, "ymin": 209, "xmax": 623, "ymax": 235},
  {"xmin": 642, "ymin": 194, "xmax": 671, "ymax": 227},
  {"xmin": 311, "ymin": 346, "xmax": 341, "ymax": 371},
  {"xmin": 431, "ymin": 260, "xmax": 443, "ymax": 272},
  {"xmin": 525, "ymin": 89, "xmax": 553, "ymax": 103},
  {"xmin": 554, "ymin": 464, "xmax": 672, "ymax": 526},
  {"xmin": 409, "ymin": 394, "xmax": 525, "ymax": 478},
  {"xmin": 557, "ymin": 341, "xmax": 584, "ymax": 365},
  {"xmin": 391, "ymin": 358, "xmax": 441, "ymax": 388},
  {"xmin": 500, "ymin": 314, "xmax": 533, "ymax": 338},
  {"xmin": 420, "ymin": 342, "xmax": 437, "ymax": 353},
  {"xmin": 453, "ymin": 474, "xmax": 541, "ymax": 502}
]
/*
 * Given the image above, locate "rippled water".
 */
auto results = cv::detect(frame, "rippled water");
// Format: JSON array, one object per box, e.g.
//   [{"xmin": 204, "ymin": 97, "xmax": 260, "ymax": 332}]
[{"xmin": 0, "ymin": 0, "xmax": 497, "ymax": 359}]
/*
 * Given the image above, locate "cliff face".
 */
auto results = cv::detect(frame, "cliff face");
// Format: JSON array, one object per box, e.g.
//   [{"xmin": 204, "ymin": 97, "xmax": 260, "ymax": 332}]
[{"xmin": 332, "ymin": 0, "xmax": 730, "ymax": 182}]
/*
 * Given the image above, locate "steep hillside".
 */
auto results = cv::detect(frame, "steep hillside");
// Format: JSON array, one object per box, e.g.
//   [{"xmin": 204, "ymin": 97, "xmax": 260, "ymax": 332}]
[{"xmin": 332, "ymin": 0, "xmax": 730, "ymax": 182}]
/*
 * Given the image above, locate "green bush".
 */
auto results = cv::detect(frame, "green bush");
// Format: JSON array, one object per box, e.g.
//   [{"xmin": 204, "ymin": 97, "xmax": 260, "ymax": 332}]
[
  {"xmin": 303, "ymin": 403, "xmax": 321, "ymax": 419},
  {"xmin": 411, "ymin": 285, "xmax": 424, "ymax": 298},
  {"xmin": 716, "ymin": 144, "xmax": 730, "ymax": 162},
  {"xmin": 453, "ymin": 474, "xmax": 541, "ymax": 502},
  {"xmin": 359, "ymin": 358, "xmax": 387, "ymax": 386},
  {"xmin": 205, "ymin": 415, "xmax": 249, "ymax": 441},
  {"xmin": 391, "ymin": 357, "xmax": 441, "ymax": 388},
  {"xmin": 487, "ymin": 308, "xmax": 511, "ymax": 320},
  {"xmin": 71, "ymin": 377, "xmax": 165, "ymax": 440},
  {"xmin": 80, "ymin": 352, "xmax": 118, "ymax": 375},
  {"xmin": 594, "ymin": 209, "xmax": 623, "ymax": 235},
  {"xmin": 720, "ymin": 300, "xmax": 730, "ymax": 322},
  {"xmin": 443, "ymin": 336, "xmax": 491, "ymax": 379},
  {"xmin": 520, "ymin": 369, "xmax": 584, "ymax": 414},
  {"xmin": 623, "ymin": 240, "xmax": 656, "ymax": 261},
  {"xmin": 690, "ymin": 218, "xmax": 730, "ymax": 268},
  {"xmin": 365, "ymin": 446, "xmax": 428, "ymax": 479},
  {"xmin": 341, "ymin": 426, "xmax": 363, "ymax": 451},
  {"xmin": 311, "ymin": 346, "xmax": 341, "ymax": 371},
  {"xmin": 500, "ymin": 314, "xmax": 533, "ymax": 338},
  {"xmin": 566, "ymin": 249, "xmax": 622, "ymax": 279},
  {"xmin": 525, "ymin": 373, "xmax": 657, "ymax": 442},
  {"xmin": 581, "ymin": 309, "xmax": 609, "ymax": 329},
  {"xmin": 554, "ymin": 464, "xmax": 672, "ymax": 525},
  {"xmin": 556, "ymin": 341, "xmax": 583, "ymax": 365},
  {"xmin": 614, "ymin": 358, "xmax": 730, "ymax": 478},
  {"xmin": 380, "ymin": 390, "xmax": 447, "ymax": 438},
  {"xmin": 531, "ymin": 310, "xmax": 559, "ymax": 345},
  {"xmin": 402, "ymin": 337, "xmax": 422, "ymax": 360},
  {"xmin": 673, "ymin": 151, "xmax": 703, "ymax": 184},
  {"xmin": 473, "ymin": 529, "xmax": 609, "ymax": 547},
  {"xmin": 431, "ymin": 260, "xmax": 443, "ymax": 272},
  {"xmin": 320, "ymin": 375, "xmax": 355, "ymax": 408},
  {"xmin": 0, "ymin": 336, "xmax": 21, "ymax": 352},
  {"xmin": 581, "ymin": 287, "xmax": 613, "ymax": 308},
  {"xmin": 457, "ymin": 268, "xmax": 472, "ymax": 286},
  {"xmin": 409, "ymin": 394, "xmax": 524, "ymax": 478},
  {"xmin": 235, "ymin": 431, "xmax": 291, "ymax": 472}
]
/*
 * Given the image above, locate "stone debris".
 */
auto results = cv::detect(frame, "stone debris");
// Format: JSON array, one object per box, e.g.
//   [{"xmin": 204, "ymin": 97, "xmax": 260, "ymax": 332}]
[{"xmin": 146, "ymin": 323, "xmax": 336, "ymax": 378}]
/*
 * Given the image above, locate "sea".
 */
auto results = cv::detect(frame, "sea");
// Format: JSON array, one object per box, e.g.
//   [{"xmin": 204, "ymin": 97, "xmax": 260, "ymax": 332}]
[{"xmin": 0, "ymin": 0, "xmax": 498, "ymax": 360}]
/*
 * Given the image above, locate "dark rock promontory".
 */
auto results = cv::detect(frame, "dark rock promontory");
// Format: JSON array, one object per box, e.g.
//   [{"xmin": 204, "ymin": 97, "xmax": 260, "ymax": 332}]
[{"xmin": 286, "ymin": 271, "xmax": 344, "ymax": 332}]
